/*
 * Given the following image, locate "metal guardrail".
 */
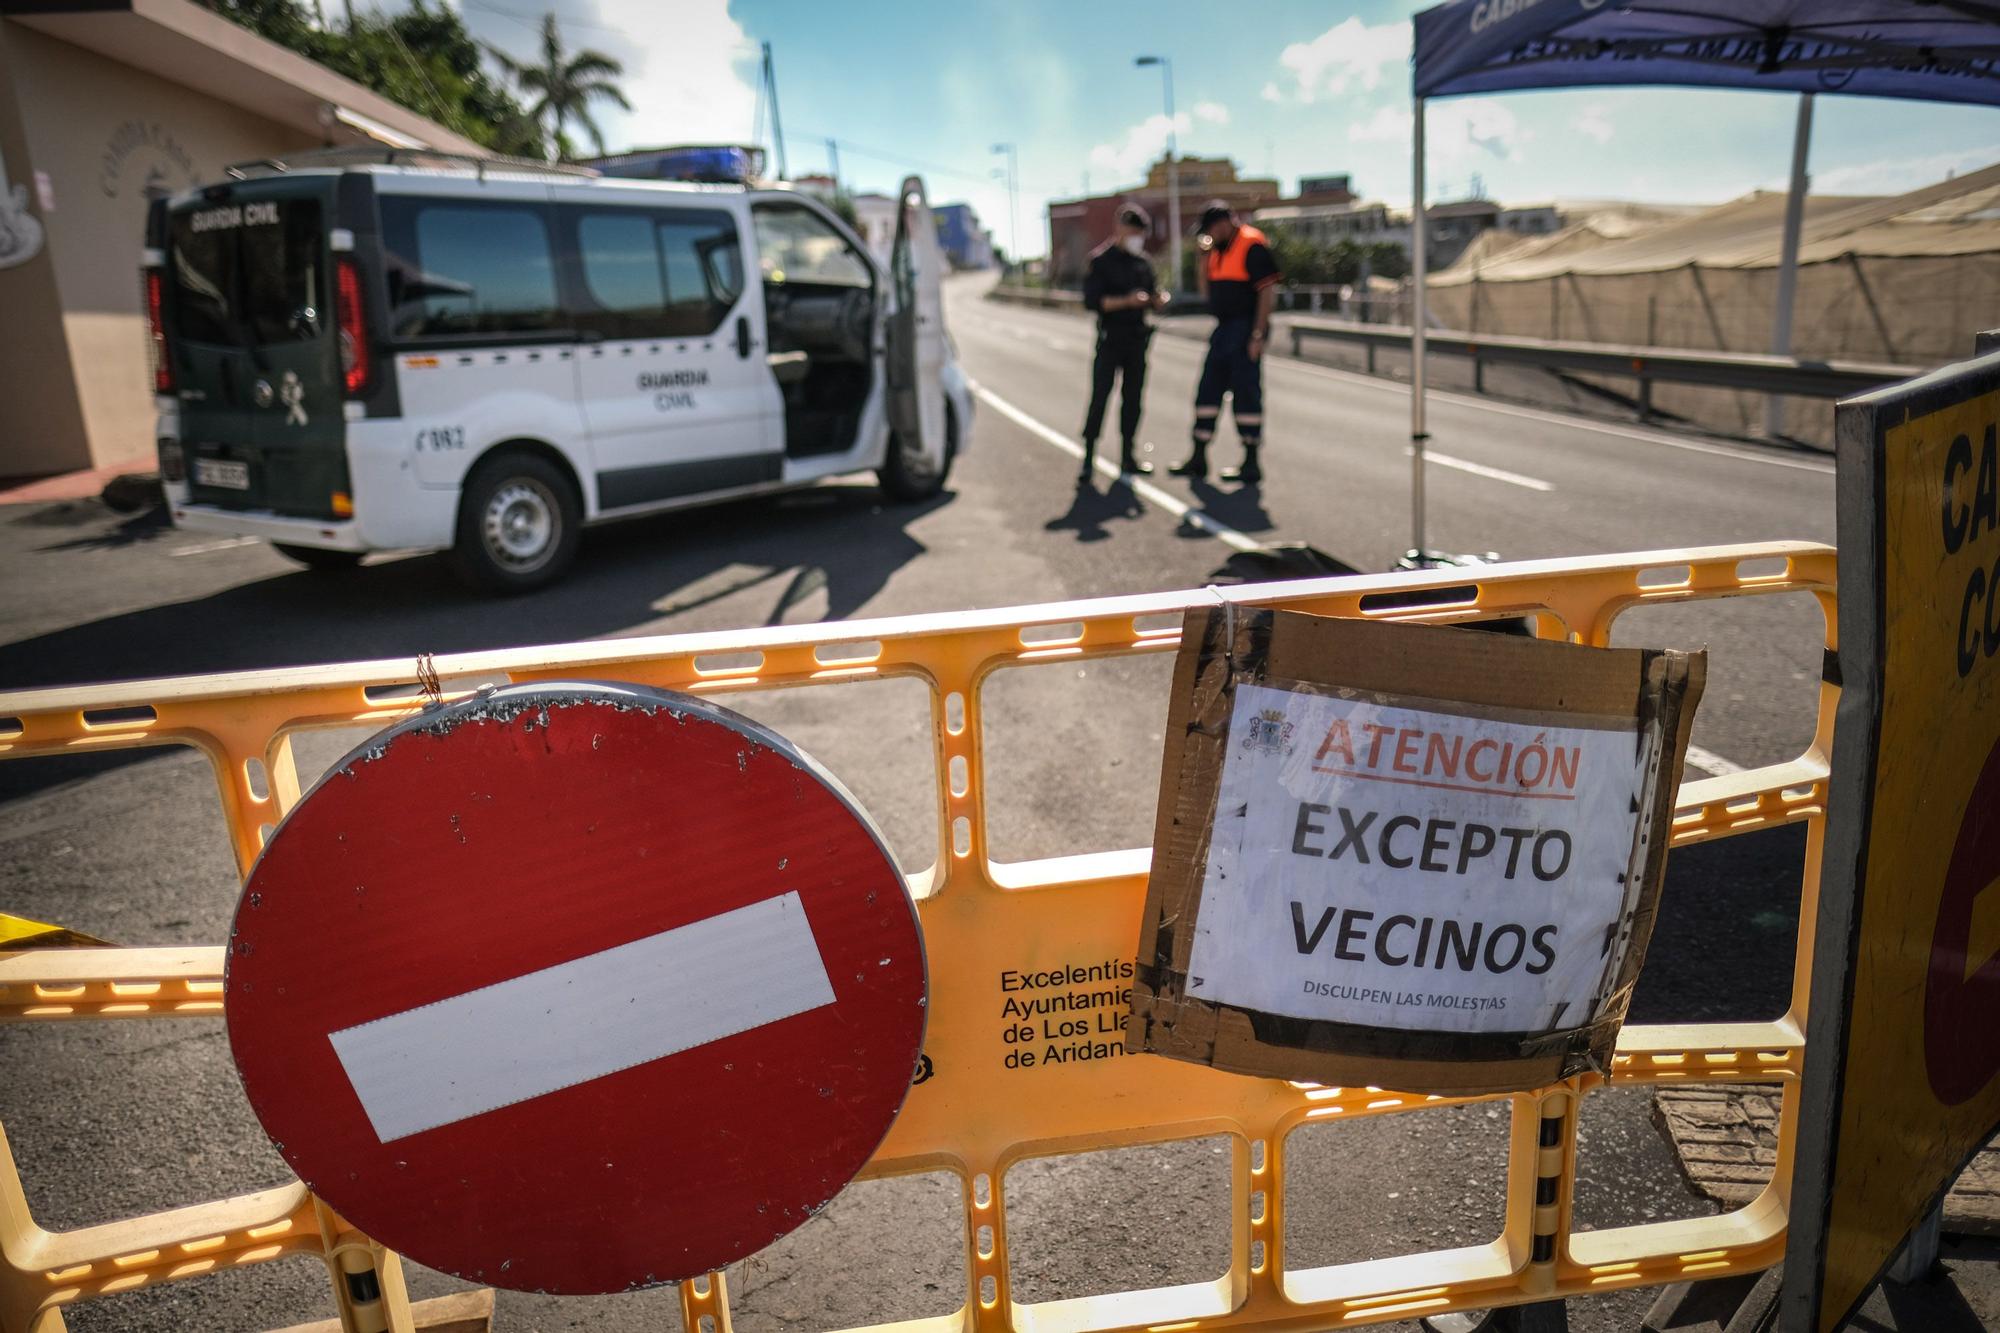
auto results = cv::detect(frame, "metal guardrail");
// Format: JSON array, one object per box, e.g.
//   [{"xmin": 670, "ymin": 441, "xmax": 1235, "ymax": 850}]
[
  {"xmin": 984, "ymin": 286, "xmax": 1921, "ymax": 420},
  {"xmin": 1, "ymin": 543, "xmax": 1837, "ymax": 1333},
  {"xmin": 1285, "ymin": 317, "xmax": 1921, "ymax": 415},
  {"xmin": 989, "ymin": 285, "xmax": 1084, "ymax": 309}
]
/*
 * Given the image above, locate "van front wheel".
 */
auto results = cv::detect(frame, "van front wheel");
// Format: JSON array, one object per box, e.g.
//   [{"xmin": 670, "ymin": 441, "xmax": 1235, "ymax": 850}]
[
  {"xmin": 878, "ymin": 405, "xmax": 956, "ymax": 502},
  {"xmin": 450, "ymin": 452, "xmax": 580, "ymax": 593}
]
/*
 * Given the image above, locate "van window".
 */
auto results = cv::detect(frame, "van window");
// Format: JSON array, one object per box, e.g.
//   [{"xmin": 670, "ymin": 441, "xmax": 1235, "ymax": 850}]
[
  {"xmin": 381, "ymin": 200, "xmax": 561, "ymax": 339},
  {"xmin": 167, "ymin": 197, "xmax": 325, "ymax": 348},
  {"xmin": 572, "ymin": 207, "xmax": 741, "ymax": 339},
  {"xmin": 578, "ymin": 212, "xmax": 664, "ymax": 316},
  {"xmin": 752, "ymin": 206, "xmax": 870, "ymax": 288}
]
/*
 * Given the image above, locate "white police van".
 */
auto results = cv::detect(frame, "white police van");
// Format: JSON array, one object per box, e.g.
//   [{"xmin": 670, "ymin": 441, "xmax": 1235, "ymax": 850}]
[{"xmin": 145, "ymin": 151, "xmax": 970, "ymax": 591}]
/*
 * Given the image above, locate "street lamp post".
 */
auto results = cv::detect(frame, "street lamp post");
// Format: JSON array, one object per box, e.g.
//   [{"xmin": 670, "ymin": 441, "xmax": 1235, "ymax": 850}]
[
  {"xmin": 990, "ymin": 142, "xmax": 1019, "ymax": 272},
  {"xmin": 1135, "ymin": 55, "xmax": 1180, "ymax": 294}
]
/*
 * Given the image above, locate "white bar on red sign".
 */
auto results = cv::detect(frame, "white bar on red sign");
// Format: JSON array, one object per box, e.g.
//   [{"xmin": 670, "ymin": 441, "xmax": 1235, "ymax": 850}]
[{"xmin": 328, "ymin": 891, "xmax": 836, "ymax": 1142}]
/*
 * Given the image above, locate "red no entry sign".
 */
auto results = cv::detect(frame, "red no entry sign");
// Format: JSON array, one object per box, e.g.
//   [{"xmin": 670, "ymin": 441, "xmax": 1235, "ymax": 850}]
[{"xmin": 226, "ymin": 683, "xmax": 927, "ymax": 1294}]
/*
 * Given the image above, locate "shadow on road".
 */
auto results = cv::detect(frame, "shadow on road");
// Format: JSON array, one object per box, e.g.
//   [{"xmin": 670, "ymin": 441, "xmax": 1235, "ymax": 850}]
[
  {"xmin": 13, "ymin": 502, "xmax": 177, "ymax": 553},
  {"xmin": 1183, "ymin": 476, "xmax": 1274, "ymax": 537},
  {"xmin": 0, "ymin": 484, "xmax": 952, "ymax": 802},
  {"xmin": 1043, "ymin": 477, "xmax": 1144, "ymax": 543}
]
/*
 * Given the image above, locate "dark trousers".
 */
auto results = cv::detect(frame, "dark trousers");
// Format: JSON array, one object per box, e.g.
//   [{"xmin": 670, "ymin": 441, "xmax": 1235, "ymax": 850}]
[
  {"xmin": 1193, "ymin": 318, "xmax": 1263, "ymax": 450},
  {"xmin": 1082, "ymin": 324, "xmax": 1151, "ymax": 446}
]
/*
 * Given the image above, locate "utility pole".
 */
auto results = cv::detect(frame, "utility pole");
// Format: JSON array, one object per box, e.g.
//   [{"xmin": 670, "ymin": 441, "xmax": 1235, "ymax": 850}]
[
  {"xmin": 826, "ymin": 138, "xmax": 841, "ymax": 189},
  {"xmin": 761, "ymin": 42, "xmax": 788, "ymax": 181},
  {"xmin": 1135, "ymin": 56, "xmax": 1180, "ymax": 294},
  {"xmin": 990, "ymin": 142, "xmax": 1019, "ymax": 267},
  {"xmin": 1766, "ymin": 92, "xmax": 1814, "ymax": 440}
]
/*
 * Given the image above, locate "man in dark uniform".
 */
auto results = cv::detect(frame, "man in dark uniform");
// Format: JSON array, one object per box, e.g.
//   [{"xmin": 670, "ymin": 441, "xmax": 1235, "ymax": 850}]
[
  {"xmin": 1171, "ymin": 201, "xmax": 1281, "ymax": 484},
  {"xmin": 1079, "ymin": 203, "xmax": 1165, "ymax": 482}
]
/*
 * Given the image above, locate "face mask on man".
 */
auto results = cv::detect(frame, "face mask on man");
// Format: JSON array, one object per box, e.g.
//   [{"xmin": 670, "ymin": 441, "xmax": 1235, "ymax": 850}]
[{"xmin": 1121, "ymin": 233, "xmax": 1146, "ymax": 255}]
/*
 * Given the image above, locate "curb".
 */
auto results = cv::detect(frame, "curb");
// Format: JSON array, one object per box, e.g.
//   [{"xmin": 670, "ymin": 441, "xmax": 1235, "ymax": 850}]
[{"xmin": 1654, "ymin": 1085, "xmax": 2000, "ymax": 1235}]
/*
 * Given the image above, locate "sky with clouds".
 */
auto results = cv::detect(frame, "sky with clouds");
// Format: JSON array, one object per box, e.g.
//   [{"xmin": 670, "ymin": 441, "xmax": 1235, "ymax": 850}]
[{"xmin": 459, "ymin": 0, "xmax": 2000, "ymax": 259}]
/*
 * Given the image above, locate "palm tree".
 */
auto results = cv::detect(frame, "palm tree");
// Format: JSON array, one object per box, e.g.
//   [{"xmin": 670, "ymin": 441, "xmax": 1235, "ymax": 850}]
[{"xmin": 488, "ymin": 13, "xmax": 629, "ymax": 162}]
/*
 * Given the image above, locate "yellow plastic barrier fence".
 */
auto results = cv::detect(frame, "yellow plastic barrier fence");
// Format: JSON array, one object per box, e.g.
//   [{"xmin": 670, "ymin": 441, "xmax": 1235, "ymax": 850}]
[{"xmin": 0, "ymin": 542, "xmax": 1836, "ymax": 1333}]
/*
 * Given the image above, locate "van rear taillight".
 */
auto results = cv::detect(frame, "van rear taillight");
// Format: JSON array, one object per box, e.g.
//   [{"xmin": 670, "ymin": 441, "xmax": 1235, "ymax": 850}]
[
  {"xmin": 145, "ymin": 270, "xmax": 172, "ymax": 393},
  {"xmin": 336, "ymin": 258, "xmax": 369, "ymax": 396}
]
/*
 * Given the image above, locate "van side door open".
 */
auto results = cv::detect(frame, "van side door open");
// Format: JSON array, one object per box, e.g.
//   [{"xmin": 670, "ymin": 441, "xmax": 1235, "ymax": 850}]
[
  {"xmin": 563, "ymin": 201, "xmax": 782, "ymax": 509},
  {"xmin": 750, "ymin": 202, "xmax": 878, "ymax": 462},
  {"xmin": 888, "ymin": 176, "xmax": 947, "ymax": 473}
]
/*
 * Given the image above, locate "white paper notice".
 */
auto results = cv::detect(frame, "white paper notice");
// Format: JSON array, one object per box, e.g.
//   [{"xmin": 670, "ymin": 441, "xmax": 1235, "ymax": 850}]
[{"xmin": 1184, "ymin": 683, "xmax": 1649, "ymax": 1035}]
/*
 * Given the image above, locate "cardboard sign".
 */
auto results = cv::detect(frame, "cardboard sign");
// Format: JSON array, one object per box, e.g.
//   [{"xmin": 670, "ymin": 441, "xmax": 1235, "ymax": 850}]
[
  {"xmin": 1127, "ymin": 610, "xmax": 1705, "ymax": 1095},
  {"xmin": 1781, "ymin": 346, "xmax": 2000, "ymax": 1332}
]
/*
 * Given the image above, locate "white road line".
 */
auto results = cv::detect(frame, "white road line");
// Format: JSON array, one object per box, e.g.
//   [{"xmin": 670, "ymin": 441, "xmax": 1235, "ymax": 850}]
[
  {"xmin": 971, "ymin": 383, "xmax": 1263, "ymax": 553},
  {"xmin": 1683, "ymin": 745, "xmax": 1746, "ymax": 777},
  {"xmin": 328, "ymin": 891, "xmax": 835, "ymax": 1142},
  {"xmin": 985, "ymin": 308, "xmax": 1837, "ymax": 478},
  {"xmin": 168, "ymin": 536, "xmax": 262, "ymax": 557},
  {"xmin": 1422, "ymin": 451, "xmax": 1555, "ymax": 492}
]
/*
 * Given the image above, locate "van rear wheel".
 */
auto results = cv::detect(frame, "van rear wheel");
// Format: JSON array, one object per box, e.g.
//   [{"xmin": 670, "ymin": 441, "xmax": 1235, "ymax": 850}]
[
  {"xmin": 273, "ymin": 544, "xmax": 364, "ymax": 572},
  {"xmin": 450, "ymin": 451, "xmax": 581, "ymax": 593}
]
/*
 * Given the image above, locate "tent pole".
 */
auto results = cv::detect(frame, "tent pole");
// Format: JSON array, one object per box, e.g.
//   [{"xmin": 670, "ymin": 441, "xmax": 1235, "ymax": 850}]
[
  {"xmin": 1410, "ymin": 95, "xmax": 1428, "ymax": 557},
  {"xmin": 1765, "ymin": 91, "xmax": 1813, "ymax": 440}
]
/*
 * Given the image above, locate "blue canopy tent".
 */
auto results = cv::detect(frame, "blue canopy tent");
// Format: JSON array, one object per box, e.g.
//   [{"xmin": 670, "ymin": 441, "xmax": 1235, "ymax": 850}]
[{"xmin": 1403, "ymin": 0, "xmax": 2000, "ymax": 549}]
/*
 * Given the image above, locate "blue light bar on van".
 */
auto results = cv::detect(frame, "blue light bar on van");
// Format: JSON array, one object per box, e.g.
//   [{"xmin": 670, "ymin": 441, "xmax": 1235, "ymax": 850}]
[{"xmin": 593, "ymin": 145, "xmax": 759, "ymax": 185}]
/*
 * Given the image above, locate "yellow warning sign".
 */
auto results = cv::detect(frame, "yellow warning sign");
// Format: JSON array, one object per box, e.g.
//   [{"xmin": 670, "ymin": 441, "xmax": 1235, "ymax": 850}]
[
  {"xmin": 1783, "ymin": 350, "xmax": 2000, "ymax": 1332},
  {"xmin": 0, "ymin": 912, "xmax": 111, "ymax": 950}
]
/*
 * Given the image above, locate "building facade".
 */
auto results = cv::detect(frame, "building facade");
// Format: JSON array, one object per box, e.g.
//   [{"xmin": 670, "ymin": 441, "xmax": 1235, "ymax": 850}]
[
  {"xmin": 1253, "ymin": 199, "xmax": 1410, "ymax": 253},
  {"xmin": 1295, "ymin": 173, "xmax": 1356, "ymax": 205},
  {"xmin": 1422, "ymin": 198, "xmax": 1503, "ymax": 269},
  {"xmin": 0, "ymin": 0, "xmax": 481, "ymax": 479},
  {"xmin": 932, "ymin": 202, "xmax": 993, "ymax": 270},
  {"xmin": 850, "ymin": 191, "xmax": 896, "ymax": 263},
  {"xmin": 1045, "ymin": 154, "xmax": 1279, "ymax": 286}
]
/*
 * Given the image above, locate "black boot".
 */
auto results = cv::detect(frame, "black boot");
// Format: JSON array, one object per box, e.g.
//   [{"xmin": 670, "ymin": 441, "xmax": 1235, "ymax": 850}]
[
  {"xmin": 1221, "ymin": 448, "xmax": 1262, "ymax": 485},
  {"xmin": 1077, "ymin": 442, "xmax": 1097, "ymax": 484},
  {"xmin": 1168, "ymin": 444, "xmax": 1208, "ymax": 480},
  {"xmin": 1119, "ymin": 441, "xmax": 1153, "ymax": 476}
]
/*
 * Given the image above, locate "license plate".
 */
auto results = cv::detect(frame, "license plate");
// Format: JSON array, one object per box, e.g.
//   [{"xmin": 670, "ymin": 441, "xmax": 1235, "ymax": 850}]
[{"xmin": 194, "ymin": 458, "xmax": 250, "ymax": 490}]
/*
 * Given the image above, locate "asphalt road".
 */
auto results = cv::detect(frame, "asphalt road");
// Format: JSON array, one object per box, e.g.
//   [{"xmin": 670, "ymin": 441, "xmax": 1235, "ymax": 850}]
[{"xmin": 4, "ymin": 275, "xmax": 1985, "ymax": 1332}]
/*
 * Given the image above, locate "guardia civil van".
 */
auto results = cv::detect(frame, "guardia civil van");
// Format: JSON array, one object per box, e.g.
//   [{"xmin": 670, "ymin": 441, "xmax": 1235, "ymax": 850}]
[{"xmin": 145, "ymin": 149, "xmax": 971, "ymax": 591}]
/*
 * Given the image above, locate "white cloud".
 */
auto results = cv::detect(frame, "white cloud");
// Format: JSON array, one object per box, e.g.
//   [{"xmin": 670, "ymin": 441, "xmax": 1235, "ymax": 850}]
[
  {"xmin": 1087, "ymin": 112, "xmax": 1193, "ymax": 183},
  {"xmin": 504, "ymin": 0, "xmax": 760, "ymax": 152},
  {"xmin": 1193, "ymin": 101, "xmax": 1230, "ymax": 126},
  {"xmin": 1575, "ymin": 103, "xmax": 1614, "ymax": 145},
  {"xmin": 1347, "ymin": 104, "xmax": 1412, "ymax": 144},
  {"xmin": 1272, "ymin": 18, "xmax": 1411, "ymax": 103},
  {"xmin": 1347, "ymin": 99, "xmax": 1523, "ymax": 161},
  {"xmin": 1261, "ymin": 81, "xmax": 1283, "ymax": 103},
  {"xmin": 1813, "ymin": 145, "xmax": 1998, "ymax": 195}
]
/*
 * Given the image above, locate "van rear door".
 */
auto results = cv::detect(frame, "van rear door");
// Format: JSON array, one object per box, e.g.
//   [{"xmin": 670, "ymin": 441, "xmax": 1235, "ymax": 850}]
[
  {"xmin": 164, "ymin": 176, "xmax": 349, "ymax": 517},
  {"xmin": 887, "ymin": 175, "xmax": 947, "ymax": 470}
]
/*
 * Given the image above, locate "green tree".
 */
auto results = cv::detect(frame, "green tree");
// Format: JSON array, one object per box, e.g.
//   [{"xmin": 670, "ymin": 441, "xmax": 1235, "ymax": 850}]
[
  {"xmin": 487, "ymin": 13, "xmax": 631, "ymax": 162},
  {"xmin": 1365, "ymin": 242, "xmax": 1409, "ymax": 282},
  {"xmin": 194, "ymin": 0, "xmax": 543, "ymax": 158},
  {"xmin": 201, "ymin": 0, "xmax": 319, "ymax": 49}
]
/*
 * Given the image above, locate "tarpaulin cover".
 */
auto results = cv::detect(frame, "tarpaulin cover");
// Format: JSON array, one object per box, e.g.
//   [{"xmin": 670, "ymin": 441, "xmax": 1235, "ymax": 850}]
[{"xmin": 1413, "ymin": 0, "xmax": 2000, "ymax": 107}]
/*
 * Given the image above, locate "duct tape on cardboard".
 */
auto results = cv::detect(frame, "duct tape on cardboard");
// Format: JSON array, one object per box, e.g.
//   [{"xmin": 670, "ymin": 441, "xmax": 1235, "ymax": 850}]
[{"xmin": 1126, "ymin": 610, "xmax": 1706, "ymax": 1095}]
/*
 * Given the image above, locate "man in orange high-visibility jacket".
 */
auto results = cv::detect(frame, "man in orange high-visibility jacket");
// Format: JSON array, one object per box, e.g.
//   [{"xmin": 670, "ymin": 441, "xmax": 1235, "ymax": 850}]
[{"xmin": 1170, "ymin": 202, "xmax": 1282, "ymax": 485}]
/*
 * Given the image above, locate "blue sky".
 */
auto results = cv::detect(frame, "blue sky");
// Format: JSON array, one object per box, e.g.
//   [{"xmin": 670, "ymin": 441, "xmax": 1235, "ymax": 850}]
[{"xmin": 461, "ymin": 0, "xmax": 2000, "ymax": 258}]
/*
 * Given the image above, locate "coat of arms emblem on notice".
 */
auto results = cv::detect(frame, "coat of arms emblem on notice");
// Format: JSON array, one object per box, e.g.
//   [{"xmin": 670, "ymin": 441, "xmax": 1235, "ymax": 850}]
[{"xmin": 1239, "ymin": 707, "xmax": 1295, "ymax": 756}]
